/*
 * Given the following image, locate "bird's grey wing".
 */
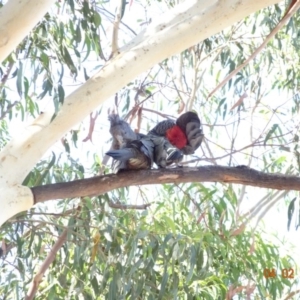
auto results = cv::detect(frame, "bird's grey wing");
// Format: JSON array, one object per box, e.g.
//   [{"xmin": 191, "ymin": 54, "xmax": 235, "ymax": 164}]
[
  {"xmin": 140, "ymin": 137, "xmax": 155, "ymax": 166},
  {"xmin": 150, "ymin": 136, "xmax": 183, "ymax": 167},
  {"xmin": 181, "ymin": 122, "xmax": 204, "ymax": 155},
  {"xmin": 148, "ymin": 120, "xmax": 176, "ymax": 136}
]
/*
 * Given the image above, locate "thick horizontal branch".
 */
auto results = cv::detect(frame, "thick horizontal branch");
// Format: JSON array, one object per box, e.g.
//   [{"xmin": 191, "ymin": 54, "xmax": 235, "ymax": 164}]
[{"xmin": 32, "ymin": 166, "xmax": 300, "ymax": 203}]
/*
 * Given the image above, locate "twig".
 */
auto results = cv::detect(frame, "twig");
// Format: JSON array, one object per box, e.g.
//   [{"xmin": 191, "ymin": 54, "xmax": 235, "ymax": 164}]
[
  {"xmin": 108, "ymin": 202, "xmax": 151, "ymax": 210},
  {"xmin": 252, "ymin": 190, "xmax": 289, "ymax": 232},
  {"xmin": 203, "ymin": 138, "xmax": 218, "ymax": 165},
  {"xmin": 25, "ymin": 228, "xmax": 68, "ymax": 300},
  {"xmin": 208, "ymin": 1, "xmax": 300, "ymax": 98},
  {"xmin": 0, "ymin": 60, "xmax": 14, "ymax": 92},
  {"xmin": 141, "ymin": 107, "xmax": 175, "ymax": 120},
  {"xmin": 136, "ymin": 106, "xmax": 142, "ymax": 133},
  {"xmin": 187, "ymin": 48, "xmax": 202, "ymax": 112},
  {"xmin": 0, "ymin": 101, "xmax": 19, "ymax": 120},
  {"xmin": 110, "ymin": 0, "xmax": 124, "ymax": 58},
  {"xmin": 82, "ymin": 111, "xmax": 99, "ymax": 142},
  {"xmin": 175, "ymin": 52, "xmax": 186, "ymax": 113},
  {"xmin": 98, "ymin": 6, "xmax": 137, "ymax": 36},
  {"xmin": 284, "ymin": 289, "xmax": 300, "ymax": 300}
]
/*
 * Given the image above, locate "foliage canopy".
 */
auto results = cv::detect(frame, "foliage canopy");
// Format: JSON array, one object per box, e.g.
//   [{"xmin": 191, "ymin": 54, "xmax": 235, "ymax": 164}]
[{"xmin": 0, "ymin": 0, "xmax": 299, "ymax": 299}]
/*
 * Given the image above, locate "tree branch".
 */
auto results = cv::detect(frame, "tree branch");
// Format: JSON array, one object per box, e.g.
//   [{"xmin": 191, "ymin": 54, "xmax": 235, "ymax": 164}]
[
  {"xmin": 110, "ymin": 0, "xmax": 123, "ymax": 58},
  {"xmin": 0, "ymin": 0, "xmax": 55, "ymax": 63},
  {"xmin": 208, "ymin": 0, "xmax": 300, "ymax": 98},
  {"xmin": 108, "ymin": 202, "xmax": 152, "ymax": 210},
  {"xmin": 25, "ymin": 228, "xmax": 68, "ymax": 300},
  {"xmin": 32, "ymin": 166, "xmax": 300, "ymax": 203}
]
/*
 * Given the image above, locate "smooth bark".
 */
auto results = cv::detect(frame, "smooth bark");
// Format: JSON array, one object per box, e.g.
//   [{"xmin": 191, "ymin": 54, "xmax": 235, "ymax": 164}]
[{"xmin": 0, "ymin": 0, "xmax": 55, "ymax": 63}]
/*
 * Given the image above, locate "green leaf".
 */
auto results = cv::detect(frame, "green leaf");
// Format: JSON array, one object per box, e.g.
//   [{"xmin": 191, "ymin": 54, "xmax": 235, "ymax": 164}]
[
  {"xmin": 158, "ymin": 266, "xmax": 168, "ymax": 299},
  {"xmin": 34, "ymin": 152, "xmax": 56, "ymax": 186},
  {"xmin": 264, "ymin": 124, "xmax": 278, "ymax": 145},
  {"xmin": 93, "ymin": 11, "xmax": 101, "ymax": 27},
  {"xmin": 16, "ymin": 62, "xmax": 23, "ymax": 97},
  {"xmin": 287, "ymin": 197, "xmax": 296, "ymax": 231},
  {"xmin": 58, "ymin": 84, "xmax": 65, "ymax": 104}
]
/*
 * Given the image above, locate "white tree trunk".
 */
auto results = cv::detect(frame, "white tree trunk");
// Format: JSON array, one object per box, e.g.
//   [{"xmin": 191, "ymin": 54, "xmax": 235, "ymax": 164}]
[
  {"xmin": 0, "ymin": 0, "xmax": 280, "ymax": 226},
  {"xmin": 0, "ymin": 0, "xmax": 55, "ymax": 63}
]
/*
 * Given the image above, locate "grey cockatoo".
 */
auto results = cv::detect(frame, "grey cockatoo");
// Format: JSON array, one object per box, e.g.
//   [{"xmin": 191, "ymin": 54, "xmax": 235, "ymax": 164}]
[
  {"xmin": 106, "ymin": 113, "xmax": 183, "ymax": 172},
  {"xmin": 148, "ymin": 111, "xmax": 204, "ymax": 155},
  {"xmin": 106, "ymin": 111, "xmax": 203, "ymax": 172}
]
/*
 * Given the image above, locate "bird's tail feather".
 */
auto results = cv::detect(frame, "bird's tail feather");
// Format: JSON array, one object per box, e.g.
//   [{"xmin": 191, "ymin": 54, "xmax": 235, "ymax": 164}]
[{"xmin": 106, "ymin": 149, "xmax": 134, "ymax": 161}]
